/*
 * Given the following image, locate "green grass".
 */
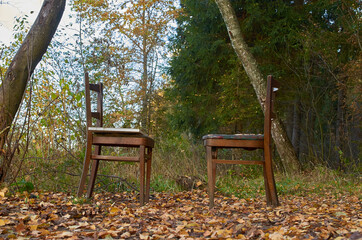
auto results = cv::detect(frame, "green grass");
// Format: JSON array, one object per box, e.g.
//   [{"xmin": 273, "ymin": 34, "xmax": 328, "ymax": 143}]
[
  {"xmin": 151, "ymin": 175, "xmax": 182, "ymax": 192},
  {"xmin": 5, "ymin": 143, "xmax": 360, "ymax": 201},
  {"xmin": 214, "ymin": 166, "xmax": 361, "ymax": 199},
  {"xmin": 71, "ymin": 196, "xmax": 92, "ymax": 205}
]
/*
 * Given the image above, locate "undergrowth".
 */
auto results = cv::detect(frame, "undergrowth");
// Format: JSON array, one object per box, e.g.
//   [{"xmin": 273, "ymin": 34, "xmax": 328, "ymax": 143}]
[
  {"xmin": 2, "ymin": 134, "xmax": 360, "ymax": 201},
  {"xmin": 5, "ymin": 165, "xmax": 360, "ymax": 202},
  {"xmin": 215, "ymin": 165, "xmax": 361, "ymax": 200}
]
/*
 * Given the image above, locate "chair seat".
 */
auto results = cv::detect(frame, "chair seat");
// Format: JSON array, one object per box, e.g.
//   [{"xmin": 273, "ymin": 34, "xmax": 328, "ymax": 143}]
[
  {"xmin": 88, "ymin": 127, "xmax": 148, "ymax": 137},
  {"xmin": 202, "ymin": 134, "xmax": 264, "ymax": 140},
  {"xmin": 89, "ymin": 127, "xmax": 154, "ymax": 148}
]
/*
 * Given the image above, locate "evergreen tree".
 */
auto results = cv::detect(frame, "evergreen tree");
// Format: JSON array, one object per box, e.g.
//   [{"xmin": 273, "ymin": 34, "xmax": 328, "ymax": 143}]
[
  {"xmin": 168, "ymin": 0, "xmax": 260, "ymax": 137},
  {"xmin": 168, "ymin": 0, "xmax": 360, "ymax": 170}
]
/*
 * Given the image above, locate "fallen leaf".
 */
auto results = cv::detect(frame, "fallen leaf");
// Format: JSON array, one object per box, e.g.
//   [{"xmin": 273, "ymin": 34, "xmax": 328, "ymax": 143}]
[
  {"xmin": 0, "ymin": 188, "xmax": 8, "ymax": 197},
  {"xmin": 29, "ymin": 225, "xmax": 38, "ymax": 231},
  {"xmin": 0, "ymin": 219, "xmax": 7, "ymax": 226},
  {"xmin": 15, "ymin": 222, "xmax": 26, "ymax": 233},
  {"xmin": 269, "ymin": 232, "xmax": 284, "ymax": 240},
  {"xmin": 140, "ymin": 232, "xmax": 149, "ymax": 239},
  {"xmin": 57, "ymin": 231, "xmax": 73, "ymax": 237},
  {"xmin": 335, "ymin": 211, "xmax": 348, "ymax": 217}
]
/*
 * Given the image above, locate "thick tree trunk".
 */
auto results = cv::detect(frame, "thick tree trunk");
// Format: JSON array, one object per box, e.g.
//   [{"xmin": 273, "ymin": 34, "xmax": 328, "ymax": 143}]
[
  {"xmin": 215, "ymin": 0, "xmax": 300, "ymax": 173},
  {"xmin": 0, "ymin": 0, "xmax": 66, "ymax": 182}
]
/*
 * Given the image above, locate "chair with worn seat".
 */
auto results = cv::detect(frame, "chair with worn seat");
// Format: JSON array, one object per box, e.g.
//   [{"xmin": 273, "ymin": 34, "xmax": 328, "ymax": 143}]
[
  {"xmin": 77, "ymin": 72, "xmax": 154, "ymax": 205},
  {"xmin": 203, "ymin": 75, "xmax": 280, "ymax": 208}
]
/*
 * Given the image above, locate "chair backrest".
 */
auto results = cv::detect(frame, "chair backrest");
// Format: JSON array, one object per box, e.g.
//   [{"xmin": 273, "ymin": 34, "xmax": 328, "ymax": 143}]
[
  {"xmin": 264, "ymin": 75, "xmax": 280, "ymax": 144},
  {"xmin": 84, "ymin": 72, "xmax": 103, "ymax": 128}
]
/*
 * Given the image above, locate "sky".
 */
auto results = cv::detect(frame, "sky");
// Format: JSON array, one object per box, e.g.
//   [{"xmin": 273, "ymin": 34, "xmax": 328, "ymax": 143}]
[
  {"xmin": 0, "ymin": 0, "xmax": 43, "ymax": 43},
  {"xmin": 0, "ymin": 0, "xmax": 73, "ymax": 44}
]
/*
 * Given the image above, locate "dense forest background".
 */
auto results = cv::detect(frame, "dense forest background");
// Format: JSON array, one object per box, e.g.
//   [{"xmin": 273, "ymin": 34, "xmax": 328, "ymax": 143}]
[{"xmin": 0, "ymin": 0, "xmax": 360, "ymax": 193}]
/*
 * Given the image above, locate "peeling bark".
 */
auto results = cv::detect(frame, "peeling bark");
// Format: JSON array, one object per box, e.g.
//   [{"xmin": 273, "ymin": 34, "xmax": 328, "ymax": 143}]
[
  {"xmin": 0, "ymin": 0, "xmax": 66, "ymax": 182},
  {"xmin": 215, "ymin": 0, "xmax": 300, "ymax": 173}
]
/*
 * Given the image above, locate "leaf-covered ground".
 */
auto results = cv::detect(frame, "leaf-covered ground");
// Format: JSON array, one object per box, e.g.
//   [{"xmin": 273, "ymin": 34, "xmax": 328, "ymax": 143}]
[{"xmin": 0, "ymin": 189, "xmax": 360, "ymax": 239}]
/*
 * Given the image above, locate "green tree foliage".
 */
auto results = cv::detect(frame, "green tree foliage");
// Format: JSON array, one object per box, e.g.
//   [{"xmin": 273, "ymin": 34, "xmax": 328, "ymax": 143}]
[
  {"xmin": 167, "ymin": 0, "xmax": 261, "ymax": 137},
  {"xmin": 168, "ymin": 0, "xmax": 360, "ymax": 170}
]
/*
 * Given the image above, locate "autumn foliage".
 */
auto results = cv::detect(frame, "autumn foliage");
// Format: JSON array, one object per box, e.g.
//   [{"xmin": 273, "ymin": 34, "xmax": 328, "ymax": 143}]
[
  {"xmin": 0, "ymin": 188, "xmax": 360, "ymax": 239},
  {"xmin": 0, "ymin": 0, "xmax": 361, "ymax": 238}
]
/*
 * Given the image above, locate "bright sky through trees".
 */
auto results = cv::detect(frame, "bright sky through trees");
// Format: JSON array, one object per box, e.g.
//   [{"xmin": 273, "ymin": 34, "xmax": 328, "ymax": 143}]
[
  {"xmin": 0, "ymin": 0, "xmax": 43, "ymax": 43},
  {"xmin": 0, "ymin": 0, "xmax": 73, "ymax": 44}
]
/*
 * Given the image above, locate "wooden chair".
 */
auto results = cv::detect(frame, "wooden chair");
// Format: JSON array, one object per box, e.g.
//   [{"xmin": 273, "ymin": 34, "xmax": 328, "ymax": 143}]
[
  {"xmin": 203, "ymin": 75, "xmax": 280, "ymax": 208},
  {"xmin": 77, "ymin": 72, "xmax": 154, "ymax": 205}
]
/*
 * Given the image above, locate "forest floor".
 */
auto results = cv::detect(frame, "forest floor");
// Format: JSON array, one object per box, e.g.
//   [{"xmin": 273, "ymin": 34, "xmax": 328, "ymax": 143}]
[{"xmin": 0, "ymin": 189, "xmax": 360, "ymax": 239}]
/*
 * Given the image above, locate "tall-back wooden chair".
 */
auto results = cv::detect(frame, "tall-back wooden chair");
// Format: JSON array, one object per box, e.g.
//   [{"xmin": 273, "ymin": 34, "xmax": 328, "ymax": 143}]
[
  {"xmin": 203, "ymin": 75, "xmax": 280, "ymax": 208},
  {"xmin": 77, "ymin": 72, "xmax": 154, "ymax": 205}
]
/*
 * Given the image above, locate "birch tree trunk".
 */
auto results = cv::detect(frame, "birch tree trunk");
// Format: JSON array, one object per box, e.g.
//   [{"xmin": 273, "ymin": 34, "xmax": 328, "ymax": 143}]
[
  {"xmin": 215, "ymin": 0, "xmax": 300, "ymax": 173},
  {"xmin": 0, "ymin": 0, "xmax": 66, "ymax": 182}
]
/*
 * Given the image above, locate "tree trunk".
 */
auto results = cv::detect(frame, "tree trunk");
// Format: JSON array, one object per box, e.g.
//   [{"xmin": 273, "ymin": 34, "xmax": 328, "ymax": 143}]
[
  {"xmin": 215, "ymin": 0, "xmax": 300, "ymax": 173},
  {"xmin": 292, "ymin": 99, "xmax": 301, "ymax": 158},
  {"xmin": 286, "ymin": 104, "xmax": 294, "ymax": 140},
  {"xmin": 140, "ymin": 2, "xmax": 149, "ymax": 132},
  {"xmin": 0, "ymin": 0, "xmax": 66, "ymax": 182},
  {"xmin": 335, "ymin": 77, "xmax": 347, "ymax": 169}
]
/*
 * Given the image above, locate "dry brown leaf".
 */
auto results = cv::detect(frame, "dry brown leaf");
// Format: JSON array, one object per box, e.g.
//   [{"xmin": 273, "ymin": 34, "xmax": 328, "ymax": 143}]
[
  {"xmin": 56, "ymin": 231, "xmax": 73, "ymax": 237},
  {"xmin": 15, "ymin": 222, "xmax": 26, "ymax": 233},
  {"xmin": 140, "ymin": 232, "xmax": 150, "ymax": 239}
]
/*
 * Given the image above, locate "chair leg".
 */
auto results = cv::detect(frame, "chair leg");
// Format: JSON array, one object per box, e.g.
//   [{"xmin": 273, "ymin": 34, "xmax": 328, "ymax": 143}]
[
  {"xmin": 212, "ymin": 148, "xmax": 218, "ymax": 188},
  {"xmin": 139, "ymin": 145, "xmax": 146, "ymax": 206},
  {"xmin": 145, "ymin": 147, "xmax": 152, "ymax": 203},
  {"xmin": 86, "ymin": 145, "xmax": 101, "ymax": 198},
  {"xmin": 264, "ymin": 147, "xmax": 279, "ymax": 207},
  {"xmin": 86, "ymin": 160, "xmax": 99, "ymax": 198},
  {"xmin": 263, "ymin": 161, "xmax": 272, "ymax": 205},
  {"xmin": 207, "ymin": 146, "xmax": 216, "ymax": 208},
  {"xmin": 77, "ymin": 135, "xmax": 92, "ymax": 197}
]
